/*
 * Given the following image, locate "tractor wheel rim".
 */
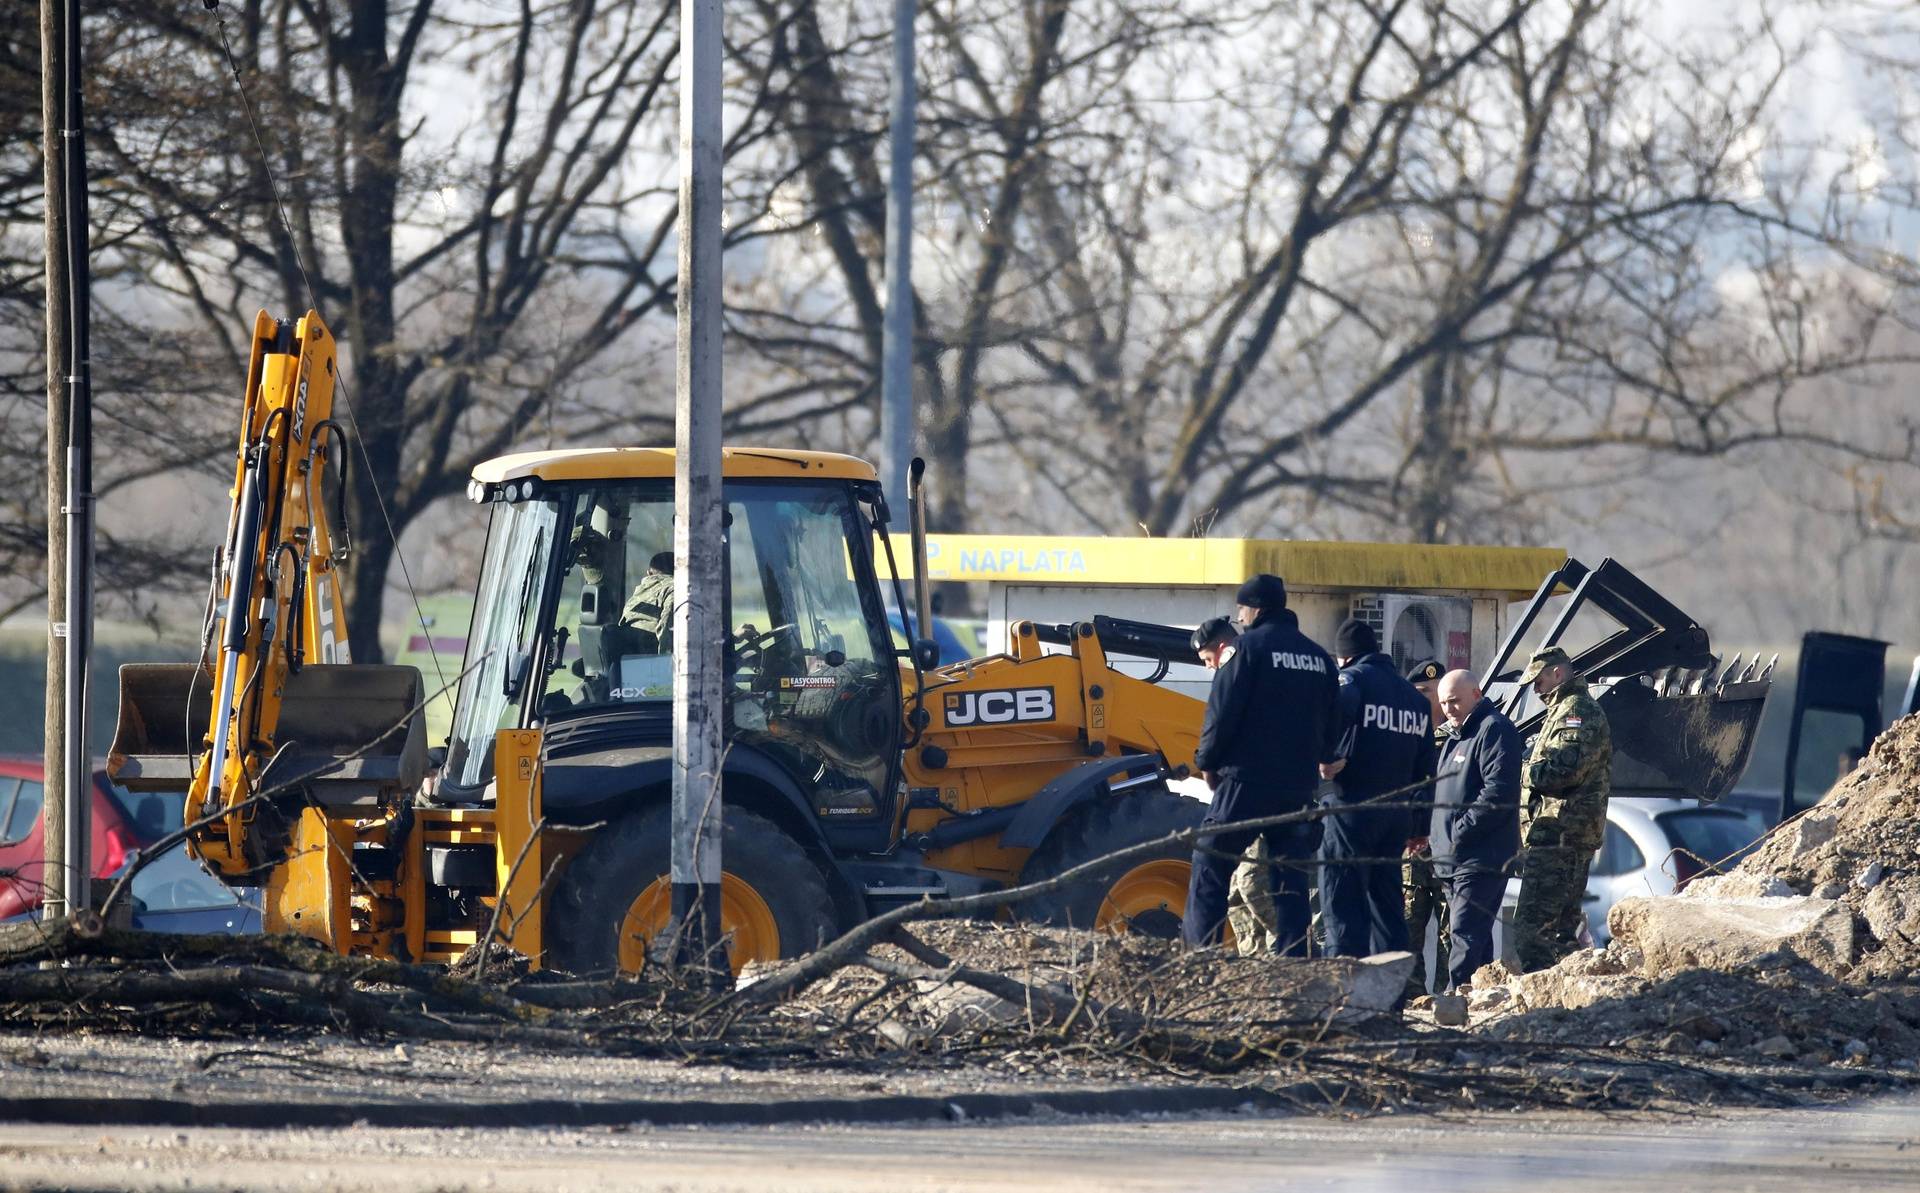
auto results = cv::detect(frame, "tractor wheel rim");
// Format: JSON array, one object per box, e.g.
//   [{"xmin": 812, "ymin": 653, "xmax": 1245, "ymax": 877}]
[
  {"xmin": 618, "ymin": 873, "xmax": 782, "ymax": 975},
  {"xmin": 1094, "ymin": 858, "xmax": 1190, "ymax": 938}
]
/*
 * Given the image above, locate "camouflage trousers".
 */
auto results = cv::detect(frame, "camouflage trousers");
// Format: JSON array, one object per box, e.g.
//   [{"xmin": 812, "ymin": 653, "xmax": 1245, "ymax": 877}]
[
  {"xmin": 1226, "ymin": 837, "xmax": 1279, "ymax": 957},
  {"xmin": 1512, "ymin": 843, "xmax": 1594, "ymax": 973},
  {"xmin": 1402, "ymin": 847, "xmax": 1450, "ymax": 996}
]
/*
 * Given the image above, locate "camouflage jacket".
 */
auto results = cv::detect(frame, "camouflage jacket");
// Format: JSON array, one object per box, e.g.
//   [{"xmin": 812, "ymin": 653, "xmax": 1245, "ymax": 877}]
[
  {"xmin": 1521, "ymin": 676, "xmax": 1611, "ymax": 850},
  {"xmin": 620, "ymin": 571, "xmax": 674, "ymax": 642}
]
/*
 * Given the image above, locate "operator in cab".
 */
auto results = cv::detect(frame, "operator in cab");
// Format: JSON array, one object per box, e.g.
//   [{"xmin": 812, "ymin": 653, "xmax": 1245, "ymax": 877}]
[
  {"xmin": 619, "ymin": 550, "xmax": 675, "ymax": 651},
  {"xmin": 1183, "ymin": 574, "xmax": 1341, "ymax": 955}
]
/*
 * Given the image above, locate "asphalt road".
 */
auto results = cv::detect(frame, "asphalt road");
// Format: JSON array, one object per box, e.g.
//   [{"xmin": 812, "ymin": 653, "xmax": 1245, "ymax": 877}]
[{"xmin": 1, "ymin": 1094, "xmax": 1917, "ymax": 1192}]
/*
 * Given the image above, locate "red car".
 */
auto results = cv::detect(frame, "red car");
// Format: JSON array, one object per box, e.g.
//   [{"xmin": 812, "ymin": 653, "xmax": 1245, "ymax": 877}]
[{"xmin": 0, "ymin": 757, "xmax": 140, "ymax": 920}]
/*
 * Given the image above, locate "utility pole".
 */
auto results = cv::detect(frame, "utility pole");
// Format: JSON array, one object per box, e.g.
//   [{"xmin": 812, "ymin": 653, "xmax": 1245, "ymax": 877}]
[
  {"xmin": 880, "ymin": 0, "xmax": 917, "ymax": 528},
  {"xmin": 39, "ymin": 0, "xmax": 70, "ymax": 919},
  {"xmin": 58, "ymin": 0, "xmax": 94, "ymax": 915},
  {"xmin": 41, "ymin": 0, "xmax": 91, "ymax": 918},
  {"xmin": 670, "ymin": 0, "xmax": 724, "ymax": 980}
]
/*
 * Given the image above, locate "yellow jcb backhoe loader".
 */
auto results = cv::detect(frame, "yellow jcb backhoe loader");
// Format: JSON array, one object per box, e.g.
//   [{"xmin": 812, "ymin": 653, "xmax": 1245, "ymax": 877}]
[{"xmin": 110, "ymin": 310, "xmax": 1774, "ymax": 976}]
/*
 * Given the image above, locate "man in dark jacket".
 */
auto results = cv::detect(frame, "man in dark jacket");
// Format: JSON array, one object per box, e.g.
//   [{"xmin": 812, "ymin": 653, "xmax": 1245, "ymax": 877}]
[
  {"xmin": 1183, "ymin": 574, "xmax": 1341, "ymax": 954},
  {"xmin": 1429, "ymin": 669, "xmax": 1522, "ymax": 992},
  {"xmin": 1317, "ymin": 619, "xmax": 1436, "ymax": 958}
]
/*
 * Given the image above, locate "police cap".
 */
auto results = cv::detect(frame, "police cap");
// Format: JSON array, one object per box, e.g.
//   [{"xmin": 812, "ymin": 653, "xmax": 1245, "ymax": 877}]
[
  {"xmin": 1191, "ymin": 617, "xmax": 1238, "ymax": 654},
  {"xmin": 1405, "ymin": 658, "xmax": 1443, "ymax": 684}
]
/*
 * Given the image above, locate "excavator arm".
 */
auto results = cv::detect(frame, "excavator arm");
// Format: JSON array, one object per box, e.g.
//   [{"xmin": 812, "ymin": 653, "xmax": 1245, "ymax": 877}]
[
  {"xmin": 197, "ymin": 312, "xmax": 350, "ymax": 832},
  {"xmin": 110, "ymin": 311, "xmax": 425, "ymax": 880}
]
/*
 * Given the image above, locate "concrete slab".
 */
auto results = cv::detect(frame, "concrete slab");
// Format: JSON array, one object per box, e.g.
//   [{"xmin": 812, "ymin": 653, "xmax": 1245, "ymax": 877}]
[{"xmin": 1608, "ymin": 894, "xmax": 1856, "ymax": 978}]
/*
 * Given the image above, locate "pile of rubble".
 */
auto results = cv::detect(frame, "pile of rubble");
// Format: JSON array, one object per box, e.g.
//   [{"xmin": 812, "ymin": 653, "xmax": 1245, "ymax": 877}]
[{"xmin": 1471, "ymin": 713, "xmax": 1920, "ymax": 1067}]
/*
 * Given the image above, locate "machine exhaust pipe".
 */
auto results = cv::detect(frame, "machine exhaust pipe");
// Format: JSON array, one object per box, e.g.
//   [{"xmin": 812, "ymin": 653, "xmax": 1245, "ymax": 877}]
[{"xmin": 906, "ymin": 456, "xmax": 934, "ymax": 656}]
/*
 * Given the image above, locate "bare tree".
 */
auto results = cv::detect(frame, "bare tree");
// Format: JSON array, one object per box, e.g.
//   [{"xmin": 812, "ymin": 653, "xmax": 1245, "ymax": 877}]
[
  {"xmin": 725, "ymin": 0, "xmax": 1220, "ymax": 529},
  {"xmin": 740, "ymin": 0, "xmax": 1920, "ymax": 548},
  {"xmin": 0, "ymin": 0, "xmax": 819, "ymax": 656}
]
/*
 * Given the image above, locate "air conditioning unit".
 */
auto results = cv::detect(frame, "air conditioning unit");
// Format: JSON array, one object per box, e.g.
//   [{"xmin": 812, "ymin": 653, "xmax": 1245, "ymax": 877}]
[{"xmin": 1349, "ymin": 595, "xmax": 1473, "ymax": 673}]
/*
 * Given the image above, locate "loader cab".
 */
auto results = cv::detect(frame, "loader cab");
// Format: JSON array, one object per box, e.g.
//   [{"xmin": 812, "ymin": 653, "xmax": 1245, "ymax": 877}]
[{"xmin": 440, "ymin": 448, "xmax": 905, "ymax": 838}]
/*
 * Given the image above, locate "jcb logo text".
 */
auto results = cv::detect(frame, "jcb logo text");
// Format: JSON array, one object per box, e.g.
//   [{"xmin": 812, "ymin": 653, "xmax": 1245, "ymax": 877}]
[{"xmin": 944, "ymin": 687, "xmax": 1055, "ymax": 726}]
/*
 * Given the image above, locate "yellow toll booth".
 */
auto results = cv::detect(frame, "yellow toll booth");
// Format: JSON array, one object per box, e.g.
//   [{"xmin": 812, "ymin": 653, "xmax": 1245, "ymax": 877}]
[{"xmin": 893, "ymin": 534, "xmax": 1565, "ymax": 702}]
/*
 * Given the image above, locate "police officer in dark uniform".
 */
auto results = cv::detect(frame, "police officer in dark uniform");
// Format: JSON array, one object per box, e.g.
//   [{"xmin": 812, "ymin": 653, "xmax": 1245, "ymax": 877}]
[
  {"xmin": 1317, "ymin": 619, "xmax": 1436, "ymax": 958},
  {"xmin": 1183, "ymin": 574, "xmax": 1341, "ymax": 954}
]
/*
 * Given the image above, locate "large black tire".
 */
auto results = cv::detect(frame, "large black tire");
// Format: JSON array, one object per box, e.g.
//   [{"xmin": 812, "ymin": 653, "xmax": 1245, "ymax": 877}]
[
  {"xmin": 1016, "ymin": 788, "xmax": 1207, "ymax": 937},
  {"xmin": 547, "ymin": 802, "xmax": 838, "ymax": 976}
]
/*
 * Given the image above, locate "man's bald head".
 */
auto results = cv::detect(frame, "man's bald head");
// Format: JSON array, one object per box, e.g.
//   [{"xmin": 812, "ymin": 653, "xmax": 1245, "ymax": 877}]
[{"xmin": 1437, "ymin": 669, "xmax": 1480, "ymax": 727}]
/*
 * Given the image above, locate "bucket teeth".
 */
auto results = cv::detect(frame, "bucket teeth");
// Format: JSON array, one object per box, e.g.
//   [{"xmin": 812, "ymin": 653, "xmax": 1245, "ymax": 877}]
[
  {"xmin": 1760, "ymin": 652, "xmax": 1779, "ymax": 682},
  {"xmin": 1690, "ymin": 657, "xmax": 1719, "ymax": 695},
  {"xmin": 1714, "ymin": 653, "xmax": 1743, "ymax": 690}
]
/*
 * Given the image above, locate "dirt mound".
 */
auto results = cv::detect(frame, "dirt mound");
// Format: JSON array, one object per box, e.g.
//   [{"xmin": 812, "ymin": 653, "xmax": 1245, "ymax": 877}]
[
  {"xmin": 1483, "ymin": 959, "xmax": 1920, "ymax": 1069},
  {"xmin": 1700, "ymin": 711, "xmax": 1920, "ymax": 979},
  {"xmin": 1471, "ymin": 714, "xmax": 1920, "ymax": 1067}
]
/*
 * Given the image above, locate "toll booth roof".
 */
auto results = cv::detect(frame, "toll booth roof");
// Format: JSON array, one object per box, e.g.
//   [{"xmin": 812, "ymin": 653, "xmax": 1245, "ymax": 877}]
[{"xmin": 889, "ymin": 534, "xmax": 1566, "ymax": 599}]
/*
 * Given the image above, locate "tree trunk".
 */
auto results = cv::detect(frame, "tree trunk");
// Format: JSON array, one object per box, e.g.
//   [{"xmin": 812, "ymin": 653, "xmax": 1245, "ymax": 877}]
[
  {"xmin": 923, "ymin": 401, "xmax": 970, "ymax": 532},
  {"xmin": 342, "ymin": 505, "xmax": 394, "ymax": 664},
  {"xmin": 333, "ymin": 0, "xmax": 408, "ymax": 663},
  {"xmin": 1404, "ymin": 350, "xmax": 1466, "ymax": 545}
]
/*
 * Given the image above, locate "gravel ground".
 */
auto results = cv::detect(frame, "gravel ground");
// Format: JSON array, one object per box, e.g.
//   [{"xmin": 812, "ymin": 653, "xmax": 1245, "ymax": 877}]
[
  {"xmin": 2, "ymin": 1093, "xmax": 1919, "ymax": 1192},
  {"xmin": 0, "ymin": 1032, "xmax": 1160, "ymax": 1110}
]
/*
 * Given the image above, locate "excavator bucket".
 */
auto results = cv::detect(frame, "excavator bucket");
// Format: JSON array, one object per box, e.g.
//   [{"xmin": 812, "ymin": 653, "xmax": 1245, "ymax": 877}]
[
  {"xmin": 1596, "ymin": 677, "xmax": 1771, "ymax": 804},
  {"xmin": 110, "ymin": 663, "xmax": 213, "ymax": 791},
  {"xmin": 110, "ymin": 661, "xmax": 429, "ymax": 807},
  {"xmin": 1486, "ymin": 557, "xmax": 1773, "ymax": 805}
]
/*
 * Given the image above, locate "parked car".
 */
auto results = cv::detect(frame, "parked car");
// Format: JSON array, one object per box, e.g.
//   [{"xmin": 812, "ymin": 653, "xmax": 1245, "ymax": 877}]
[
  {"xmin": 1570, "ymin": 798, "xmax": 1763, "ymax": 944},
  {"xmin": 0, "ymin": 757, "xmax": 138, "ymax": 921},
  {"xmin": 886, "ymin": 608, "xmax": 978, "ymax": 667},
  {"xmin": 0, "ymin": 758, "xmax": 259, "ymax": 933},
  {"xmin": 1484, "ymin": 798, "xmax": 1763, "ymax": 959}
]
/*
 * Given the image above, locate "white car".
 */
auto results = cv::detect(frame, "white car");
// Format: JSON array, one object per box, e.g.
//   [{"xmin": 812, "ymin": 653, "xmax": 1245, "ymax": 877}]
[{"xmin": 1570, "ymin": 797, "xmax": 1762, "ymax": 943}]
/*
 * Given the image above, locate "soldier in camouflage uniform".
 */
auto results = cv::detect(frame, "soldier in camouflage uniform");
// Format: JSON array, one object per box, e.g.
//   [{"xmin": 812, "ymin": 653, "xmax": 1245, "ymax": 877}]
[
  {"xmin": 1401, "ymin": 659, "xmax": 1450, "ymax": 997},
  {"xmin": 1511, "ymin": 645, "xmax": 1612, "ymax": 973},
  {"xmin": 1227, "ymin": 835, "xmax": 1281, "ymax": 954}
]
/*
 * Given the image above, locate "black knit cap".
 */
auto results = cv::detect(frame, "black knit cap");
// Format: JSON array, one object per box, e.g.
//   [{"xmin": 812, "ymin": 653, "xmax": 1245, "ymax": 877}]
[
  {"xmin": 1190, "ymin": 616, "xmax": 1238, "ymax": 653},
  {"xmin": 1333, "ymin": 617, "xmax": 1377, "ymax": 658},
  {"xmin": 1405, "ymin": 658, "xmax": 1444, "ymax": 684},
  {"xmin": 1234, "ymin": 573, "xmax": 1287, "ymax": 610}
]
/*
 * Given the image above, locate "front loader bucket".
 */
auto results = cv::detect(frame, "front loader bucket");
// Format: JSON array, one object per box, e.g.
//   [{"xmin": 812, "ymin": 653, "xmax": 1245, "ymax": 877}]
[
  {"xmin": 256, "ymin": 664, "xmax": 429, "ymax": 807},
  {"xmin": 109, "ymin": 661, "xmax": 428, "ymax": 808},
  {"xmin": 1598, "ymin": 678, "xmax": 1770, "ymax": 805},
  {"xmin": 109, "ymin": 663, "xmax": 214, "ymax": 791}
]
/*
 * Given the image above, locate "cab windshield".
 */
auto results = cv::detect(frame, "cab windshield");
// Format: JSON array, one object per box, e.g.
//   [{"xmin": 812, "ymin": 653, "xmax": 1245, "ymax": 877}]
[{"xmin": 444, "ymin": 479, "xmax": 898, "ymax": 796}]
